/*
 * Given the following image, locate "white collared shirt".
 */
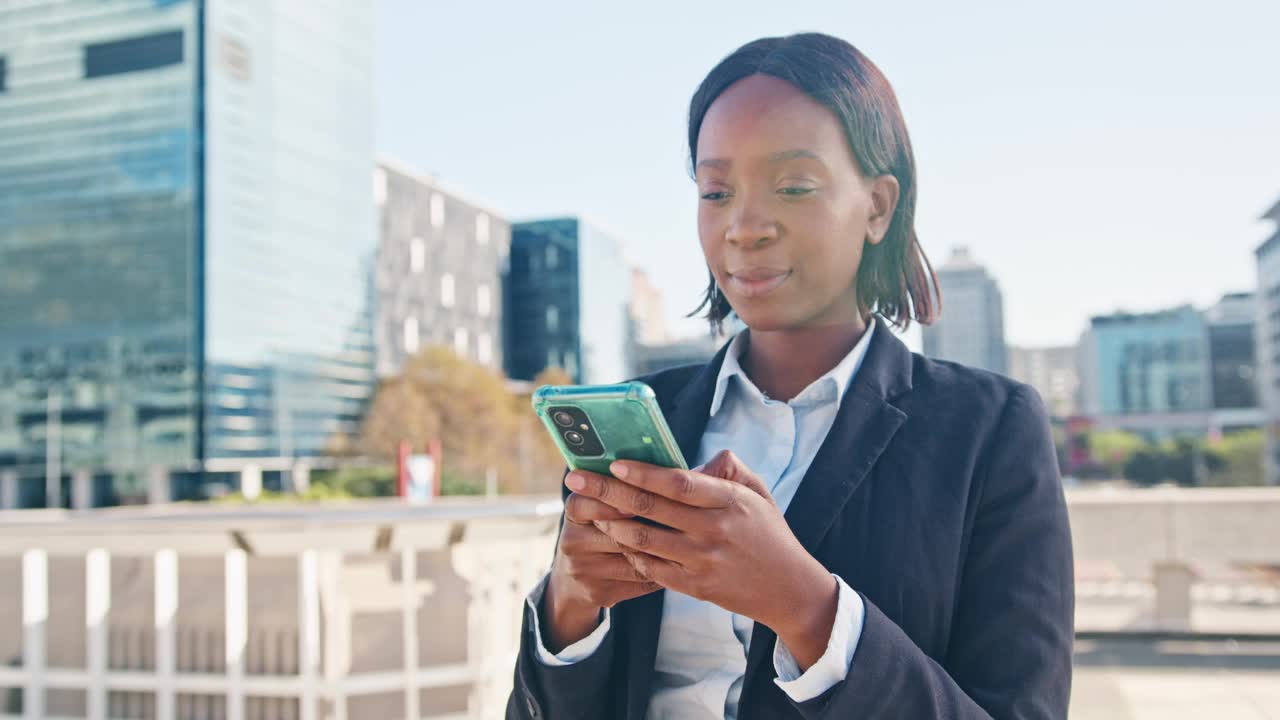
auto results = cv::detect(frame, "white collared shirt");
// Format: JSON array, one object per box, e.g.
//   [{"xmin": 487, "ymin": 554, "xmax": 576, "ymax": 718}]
[{"xmin": 527, "ymin": 321, "xmax": 877, "ymax": 718}]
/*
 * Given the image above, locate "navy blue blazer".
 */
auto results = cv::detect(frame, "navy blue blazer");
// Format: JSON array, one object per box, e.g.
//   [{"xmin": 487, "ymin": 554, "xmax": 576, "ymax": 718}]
[{"xmin": 508, "ymin": 318, "xmax": 1074, "ymax": 719}]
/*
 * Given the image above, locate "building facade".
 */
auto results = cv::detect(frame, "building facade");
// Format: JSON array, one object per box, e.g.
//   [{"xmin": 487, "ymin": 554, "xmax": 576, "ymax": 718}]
[
  {"xmin": 504, "ymin": 218, "xmax": 632, "ymax": 384},
  {"xmin": 1255, "ymin": 197, "xmax": 1280, "ymax": 484},
  {"xmin": 1205, "ymin": 292, "xmax": 1259, "ymax": 412},
  {"xmin": 922, "ymin": 247, "xmax": 1008, "ymax": 375},
  {"xmin": 374, "ymin": 162, "xmax": 510, "ymax": 377},
  {"xmin": 1007, "ymin": 346, "xmax": 1080, "ymax": 419},
  {"xmin": 1077, "ymin": 304, "xmax": 1261, "ymax": 439},
  {"xmin": 0, "ymin": 0, "xmax": 376, "ymax": 505}
]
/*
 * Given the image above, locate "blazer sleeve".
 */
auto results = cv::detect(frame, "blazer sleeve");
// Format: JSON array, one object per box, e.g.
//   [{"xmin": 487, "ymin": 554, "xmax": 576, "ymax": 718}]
[
  {"xmin": 790, "ymin": 384, "xmax": 1075, "ymax": 719},
  {"xmin": 507, "ymin": 473, "xmax": 619, "ymax": 720}
]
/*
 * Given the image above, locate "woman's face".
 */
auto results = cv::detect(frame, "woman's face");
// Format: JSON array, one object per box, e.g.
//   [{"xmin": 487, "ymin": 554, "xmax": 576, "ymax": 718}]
[{"xmin": 695, "ymin": 73, "xmax": 898, "ymax": 332}]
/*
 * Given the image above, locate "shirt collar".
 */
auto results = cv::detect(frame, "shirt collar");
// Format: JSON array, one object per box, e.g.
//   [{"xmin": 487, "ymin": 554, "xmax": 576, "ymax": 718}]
[{"xmin": 708, "ymin": 317, "xmax": 878, "ymax": 417}]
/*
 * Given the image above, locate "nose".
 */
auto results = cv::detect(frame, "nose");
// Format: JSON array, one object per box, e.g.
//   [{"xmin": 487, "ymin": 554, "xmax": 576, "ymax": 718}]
[{"xmin": 725, "ymin": 202, "xmax": 778, "ymax": 249}]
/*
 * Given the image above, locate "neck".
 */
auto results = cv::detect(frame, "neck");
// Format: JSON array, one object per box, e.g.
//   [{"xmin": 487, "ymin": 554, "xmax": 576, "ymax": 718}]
[{"xmin": 740, "ymin": 316, "xmax": 870, "ymax": 402}]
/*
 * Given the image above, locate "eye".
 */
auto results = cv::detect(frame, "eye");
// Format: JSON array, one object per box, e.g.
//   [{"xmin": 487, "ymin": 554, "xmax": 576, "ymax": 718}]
[
  {"xmin": 700, "ymin": 191, "xmax": 731, "ymax": 202},
  {"xmin": 778, "ymin": 187, "xmax": 815, "ymax": 196}
]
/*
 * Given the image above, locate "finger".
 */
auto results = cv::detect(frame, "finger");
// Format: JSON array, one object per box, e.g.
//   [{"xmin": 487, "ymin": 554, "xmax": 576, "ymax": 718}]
[
  {"xmin": 559, "ymin": 520, "xmax": 625, "ymax": 554},
  {"xmin": 699, "ymin": 449, "xmax": 772, "ymax": 500},
  {"xmin": 622, "ymin": 552, "xmax": 690, "ymax": 594},
  {"xmin": 606, "ymin": 461, "xmax": 738, "ymax": 509},
  {"xmin": 568, "ymin": 471, "xmax": 702, "ymax": 531},
  {"xmin": 578, "ymin": 553, "xmax": 656, "ymax": 583},
  {"xmin": 594, "ymin": 518, "xmax": 696, "ymax": 563},
  {"xmin": 564, "ymin": 492, "xmax": 635, "ymax": 525},
  {"xmin": 599, "ymin": 579, "xmax": 663, "ymax": 605}
]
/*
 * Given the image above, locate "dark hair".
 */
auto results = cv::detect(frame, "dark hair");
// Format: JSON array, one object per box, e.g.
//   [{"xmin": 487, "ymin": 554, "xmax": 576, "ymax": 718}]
[{"xmin": 687, "ymin": 32, "xmax": 940, "ymax": 335}]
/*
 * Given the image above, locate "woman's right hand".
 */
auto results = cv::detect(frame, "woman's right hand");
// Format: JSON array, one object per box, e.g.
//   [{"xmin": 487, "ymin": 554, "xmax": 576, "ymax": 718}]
[{"xmin": 541, "ymin": 472, "xmax": 662, "ymax": 653}]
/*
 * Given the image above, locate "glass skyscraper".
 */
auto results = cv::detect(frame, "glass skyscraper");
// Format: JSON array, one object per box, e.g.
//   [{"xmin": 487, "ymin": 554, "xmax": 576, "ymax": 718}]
[
  {"xmin": 504, "ymin": 218, "xmax": 633, "ymax": 385},
  {"xmin": 0, "ymin": 0, "xmax": 376, "ymax": 505}
]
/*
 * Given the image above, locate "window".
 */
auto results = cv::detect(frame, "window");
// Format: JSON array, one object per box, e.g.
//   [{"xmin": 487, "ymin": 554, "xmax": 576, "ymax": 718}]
[
  {"xmin": 477, "ymin": 284, "xmax": 491, "ymax": 317},
  {"xmin": 85, "ymin": 30, "xmax": 184, "ymax": 79},
  {"xmin": 403, "ymin": 317, "xmax": 420, "ymax": 354},
  {"xmin": 564, "ymin": 350, "xmax": 578, "ymax": 378},
  {"xmin": 430, "ymin": 193, "xmax": 445, "ymax": 229},
  {"xmin": 546, "ymin": 244, "xmax": 559, "ymax": 269},
  {"xmin": 410, "ymin": 237, "xmax": 425, "ymax": 273},
  {"xmin": 476, "ymin": 213, "xmax": 490, "ymax": 245},
  {"xmin": 478, "ymin": 333, "xmax": 493, "ymax": 365},
  {"xmin": 546, "ymin": 305, "xmax": 558, "ymax": 332},
  {"xmin": 440, "ymin": 273, "xmax": 455, "ymax": 307},
  {"xmin": 373, "ymin": 168, "xmax": 387, "ymax": 205},
  {"xmin": 0, "ymin": 56, "xmax": 7, "ymax": 93},
  {"xmin": 454, "ymin": 327, "xmax": 469, "ymax": 357},
  {"xmin": 547, "ymin": 348, "xmax": 559, "ymax": 370}
]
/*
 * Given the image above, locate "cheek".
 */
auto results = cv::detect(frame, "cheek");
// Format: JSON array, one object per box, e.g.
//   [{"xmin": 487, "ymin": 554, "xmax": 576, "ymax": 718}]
[{"xmin": 697, "ymin": 211, "xmax": 722, "ymax": 261}]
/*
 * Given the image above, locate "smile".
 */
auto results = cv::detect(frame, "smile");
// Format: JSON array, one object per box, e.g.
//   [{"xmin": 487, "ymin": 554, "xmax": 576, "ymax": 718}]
[{"xmin": 726, "ymin": 269, "xmax": 791, "ymax": 298}]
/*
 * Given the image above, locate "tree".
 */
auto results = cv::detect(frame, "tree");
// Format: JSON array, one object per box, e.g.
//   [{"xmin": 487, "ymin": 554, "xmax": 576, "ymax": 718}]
[
  {"xmin": 357, "ymin": 346, "xmax": 568, "ymax": 495},
  {"xmin": 1087, "ymin": 430, "xmax": 1147, "ymax": 478},
  {"xmin": 1205, "ymin": 429, "xmax": 1264, "ymax": 486}
]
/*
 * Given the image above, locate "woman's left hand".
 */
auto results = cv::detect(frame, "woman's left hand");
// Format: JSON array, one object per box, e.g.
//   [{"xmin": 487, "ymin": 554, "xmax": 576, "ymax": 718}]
[{"xmin": 565, "ymin": 449, "xmax": 839, "ymax": 668}]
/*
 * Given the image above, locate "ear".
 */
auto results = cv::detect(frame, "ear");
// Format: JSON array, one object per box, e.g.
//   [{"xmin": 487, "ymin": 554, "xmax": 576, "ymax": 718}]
[{"xmin": 865, "ymin": 174, "xmax": 900, "ymax": 245}]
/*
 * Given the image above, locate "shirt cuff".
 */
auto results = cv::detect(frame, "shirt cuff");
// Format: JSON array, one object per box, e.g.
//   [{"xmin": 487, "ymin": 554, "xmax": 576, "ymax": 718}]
[
  {"xmin": 525, "ymin": 573, "xmax": 612, "ymax": 666},
  {"xmin": 772, "ymin": 573, "xmax": 865, "ymax": 702}
]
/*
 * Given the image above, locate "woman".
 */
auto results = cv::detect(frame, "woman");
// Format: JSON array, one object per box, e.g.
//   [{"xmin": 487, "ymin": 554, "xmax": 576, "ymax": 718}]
[{"xmin": 509, "ymin": 32, "xmax": 1073, "ymax": 720}]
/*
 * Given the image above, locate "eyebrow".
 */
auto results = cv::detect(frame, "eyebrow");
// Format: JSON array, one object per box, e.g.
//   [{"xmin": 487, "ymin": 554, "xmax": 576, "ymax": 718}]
[{"xmin": 695, "ymin": 149, "xmax": 823, "ymax": 171}]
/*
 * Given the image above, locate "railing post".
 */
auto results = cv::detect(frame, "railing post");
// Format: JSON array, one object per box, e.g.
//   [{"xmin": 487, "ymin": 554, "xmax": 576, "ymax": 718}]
[
  {"xmin": 86, "ymin": 548, "xmax": 110, "ymax": 719},
  {"xmin": 299, "ymin": 550, "xmax": 320, "ymax": 720},
  {"xmin": 402, "ymin": 546, "xmax": 420, "ymax": 720},
  {"xmin": 22, "ymin": 549, "xmax": 47, "ymax": 720},
  {"xmin": 155, "ymin": 549, "xmax": 178, "ymax": 720},
  {"xmin": 226, "ymin": 549, "xmax": 248, "ymax": 720},
  {"xmin": 320, "ymin": 551, "xmax": 348, "ymax": 720}
]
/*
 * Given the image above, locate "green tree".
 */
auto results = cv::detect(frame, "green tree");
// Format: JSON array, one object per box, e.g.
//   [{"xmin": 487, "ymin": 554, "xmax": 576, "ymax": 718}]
[
  {"xmin": 357, "ymin": 346, "xmax": 568, "ymax": 495},
  {"xmin": 1087, "ymin": 430, "xmax": 1148, "ymax": 478},
  {"xmin": 1205, "ymin": 429, "xmax": 1264, "ymax": 486}
]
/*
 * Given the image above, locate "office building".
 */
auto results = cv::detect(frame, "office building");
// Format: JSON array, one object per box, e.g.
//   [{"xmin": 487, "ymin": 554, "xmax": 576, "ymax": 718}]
[
  {"xmin": 1078, "ymin": 304, "xmax": 1261, "ymax": 439},
  {"xmin": 374, "ymin": 161, "xmax": 510, "ymax": 376},
  {"xmin": 922, "ymin": 247, "xmax": 1008, "ymax": 375},
  {"xmin": 1007, "ymin": 346, "xmax": 1080, "ymax": 418},
  {"xmin": 1254, "ymin": 196, "xmax": 1280, "ymax": 483},
  {"xmin": 504, "ymin": 218, "xmax": 632, "ymax": 384},
  {"xmin": 0, "ymin": 0, "xmax": 376, "ymax": 505}
]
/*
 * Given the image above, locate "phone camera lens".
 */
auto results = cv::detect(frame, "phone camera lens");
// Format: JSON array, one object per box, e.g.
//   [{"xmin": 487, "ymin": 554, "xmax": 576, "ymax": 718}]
[
  {"xmin": 553, "ymin": 411, "xmax": 575, "ymax": 427},
  {"xmin": 564, "ymin": 430, "xmax": 585, "ymax": 446}
]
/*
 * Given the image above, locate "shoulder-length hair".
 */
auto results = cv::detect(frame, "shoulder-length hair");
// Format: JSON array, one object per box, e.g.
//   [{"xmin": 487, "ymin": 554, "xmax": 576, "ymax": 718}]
[{"xmin": 687, "ymin": 32, "xmax": 940, "ymax": 334}]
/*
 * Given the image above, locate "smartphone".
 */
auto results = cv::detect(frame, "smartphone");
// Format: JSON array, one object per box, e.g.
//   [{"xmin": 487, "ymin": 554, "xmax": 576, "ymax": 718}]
[{"xmin": 532, "ymin": 381, "xmax": 688, "ymax": 478}]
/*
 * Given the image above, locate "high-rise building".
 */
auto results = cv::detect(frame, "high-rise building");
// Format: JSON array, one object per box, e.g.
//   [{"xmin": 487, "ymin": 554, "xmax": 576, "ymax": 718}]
[
  {"xmin": 1007, "ymin": 346, "xmax": 1080, "ymax": 418},
  {"xmin": 374, "ymin": 162, "xmax": 510, "ymax": 376},
  {"xmin": 1205, "ymin": 292, "xmax": 1259, "ymax": 411},
  {"xmin": 1254, "ymin": 196, "xmax": 1280, "ymax": 484},
  {"xmin": 504, "ymin": 218, "xmax": 632, "ymax": 384},
  {"xmin": 1077, "ymin": 304, "xmax": 1262, "ymax": 439},
  {"xmin": 922, "ymin": 247, "xmax": 1008, "ymax": 375},
  {"xmin": 0, "ymin": 1, "xmax": 376, "ymax": 506},
  {"xmin": 630, "ymin": 269, "xmax": 668, "ymax": 347}
]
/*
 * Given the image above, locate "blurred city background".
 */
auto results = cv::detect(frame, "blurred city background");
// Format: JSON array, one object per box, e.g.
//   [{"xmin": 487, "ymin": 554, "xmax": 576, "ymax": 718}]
[{"xmin": 1, "ymin": 0, "xmax": 1278, "ymax": 718}]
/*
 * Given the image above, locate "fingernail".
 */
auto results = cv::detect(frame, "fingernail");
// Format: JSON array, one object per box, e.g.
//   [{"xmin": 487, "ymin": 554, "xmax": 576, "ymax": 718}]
[
  {"xmin": 566, "ymin": 474, "xmax": 585, "ymax": 491},
  {"xmin": 610, "ymin": 462, "xmax": 628, "ymax": 479}
]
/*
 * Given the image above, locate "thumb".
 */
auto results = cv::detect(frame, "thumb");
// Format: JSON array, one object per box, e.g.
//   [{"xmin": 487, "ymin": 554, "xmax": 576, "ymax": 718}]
[{"xmin": 698, "ymin": 449, "xmax": 771, "ymax": 500}]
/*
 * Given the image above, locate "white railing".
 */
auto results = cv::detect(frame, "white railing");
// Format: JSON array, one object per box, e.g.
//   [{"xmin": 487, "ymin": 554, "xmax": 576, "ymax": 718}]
[{"xmin": 0, "ymin": 499, "xmax": 562, "ymax": 720}]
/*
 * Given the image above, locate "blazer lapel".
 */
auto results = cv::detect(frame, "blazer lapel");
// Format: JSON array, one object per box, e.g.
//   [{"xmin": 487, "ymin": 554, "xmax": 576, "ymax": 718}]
[
  {"xmin": 622, "ymin": 338, "xmax": 732, "ymax": 720},
  {"xmin": 739, "ymin": 318, "xmax": 914, "ymax": 704}
]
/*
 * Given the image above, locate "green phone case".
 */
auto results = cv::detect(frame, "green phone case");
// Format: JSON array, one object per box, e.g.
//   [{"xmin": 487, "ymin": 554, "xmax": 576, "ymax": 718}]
[{"xmin": 531, "ymin": 381, "xmax": 688, "ymax": 476}]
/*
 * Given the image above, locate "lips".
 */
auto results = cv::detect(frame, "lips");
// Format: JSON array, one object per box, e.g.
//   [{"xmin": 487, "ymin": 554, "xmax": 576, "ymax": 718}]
[{"xmin": 726, "ymin": 268, "xmax": 791, "ymax": 298}]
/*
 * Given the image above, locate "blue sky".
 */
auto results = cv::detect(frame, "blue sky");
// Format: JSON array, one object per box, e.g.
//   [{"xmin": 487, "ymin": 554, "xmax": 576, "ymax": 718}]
[{"xmin": 375, "ymin": 0, "xmax": 1279, "ymax": 348}]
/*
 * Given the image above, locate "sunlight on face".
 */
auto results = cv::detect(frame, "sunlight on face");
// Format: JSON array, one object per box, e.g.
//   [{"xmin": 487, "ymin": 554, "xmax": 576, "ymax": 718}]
[{"xmin": 695, "ymin": 74, "xmax": 884, "ymax": 332}]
